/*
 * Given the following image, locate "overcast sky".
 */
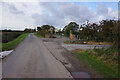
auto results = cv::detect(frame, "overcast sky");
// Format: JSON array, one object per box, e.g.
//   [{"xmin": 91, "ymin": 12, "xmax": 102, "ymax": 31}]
[{"xmin": 0, "ymin": 1, "xmax": 118, "ymax": 30}]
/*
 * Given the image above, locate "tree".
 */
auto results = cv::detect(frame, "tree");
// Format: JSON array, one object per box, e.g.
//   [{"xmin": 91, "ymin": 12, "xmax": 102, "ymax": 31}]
[
  {"xmin": 37, "ymin": 27, "xmax": 41, "ymax": 31},
  {"xmin": 99, "ymin": 20, "xmax": 115, "ymax": 42},
  {"xmin": 41, "ymin": 25, "xmax": 55, "ymax": 34},
  {"xmin": 24, "ymin": 28, "xmax": 36, "ymax": 33},
  {"xmin": 58, "ymin": 29, "xmax": 61, "ymax": 35},
  {"xmin": 41, "ymin": 25, "xmax": 53, "ymax": 30},
  {"xmin": 33, "ymin": 29, "xmax": 36, "ymax": 32},
  {"xmin": 79, "ymin": 21, "xmax": 95, "ymax": 41},
  {"xmin": 24, "ymin": 28, "xmax": 29, "ymax": 32},
  {"xmin": 79, "ymin": 19, "xmax": 118, "ymax": 43},
  {"xmin": 64, "ymin": 22, "xmax": 79, "ymax": 37}
]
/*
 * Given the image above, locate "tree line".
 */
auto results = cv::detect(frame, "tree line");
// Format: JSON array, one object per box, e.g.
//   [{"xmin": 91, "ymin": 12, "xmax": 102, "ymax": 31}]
[
  {"xmin": 36, "ymin": 25, "xmax": 55, "ymax": 37},
  {"xmin": 63, "ymin": 19, "xmax": 119, "ymax": 45}
]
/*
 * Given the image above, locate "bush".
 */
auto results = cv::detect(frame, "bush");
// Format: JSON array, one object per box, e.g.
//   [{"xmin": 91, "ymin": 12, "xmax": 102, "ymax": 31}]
[{"xmin": 92, "ymin": 46, "xmax": 118, "ymax": 67}]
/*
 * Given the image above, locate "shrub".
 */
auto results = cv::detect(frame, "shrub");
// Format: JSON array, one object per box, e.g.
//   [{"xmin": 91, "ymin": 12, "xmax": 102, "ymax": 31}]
[{"xmin": 92, "ymin": 46, "xmax": 118, "ymax": 67}]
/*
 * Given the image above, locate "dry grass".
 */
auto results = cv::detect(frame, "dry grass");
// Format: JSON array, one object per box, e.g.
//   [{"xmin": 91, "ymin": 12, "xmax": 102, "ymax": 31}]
[
  {"xmin": 64, "ymin": 40, "xmax": 112, "ymax": 45},
  {"xmin": 87, "ymin": 41, "xmax": 112, "ymax": 45},
  {"xmin": 71, "ymin": 49, "xmax": 85, "ymax": 53}
]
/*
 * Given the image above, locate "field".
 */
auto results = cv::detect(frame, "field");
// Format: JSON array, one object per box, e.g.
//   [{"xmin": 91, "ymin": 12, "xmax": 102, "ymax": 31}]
[
  {"xmin": 71, "ymin": 46, "xmax": 118, "ymax": 78},
  {"xmin": 1, "ymin": 33, "xmax": 28, "ymax": 51},
  {"xmin": 1, "ymin": 32, "xmax": 24, "ymax": 43}
]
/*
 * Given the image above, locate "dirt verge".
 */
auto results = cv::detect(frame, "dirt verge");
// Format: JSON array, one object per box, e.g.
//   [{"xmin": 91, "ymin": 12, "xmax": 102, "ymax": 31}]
[{"xmin": 42, "ymin": 38, "xmax": 102, "ymax": 78}]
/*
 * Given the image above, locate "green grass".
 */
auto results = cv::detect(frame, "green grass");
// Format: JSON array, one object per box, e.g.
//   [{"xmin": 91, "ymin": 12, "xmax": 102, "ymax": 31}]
[
  {"xmin": 1, "ymin": 33, "xmax": 28, "ymax": 51},
  {"xmin": 72, "ymin": 50, "xmax": 118, "ymax": 78},
  {"xmin": 34, "ymin": 33, "xmax": 45, "ymax": 38}
]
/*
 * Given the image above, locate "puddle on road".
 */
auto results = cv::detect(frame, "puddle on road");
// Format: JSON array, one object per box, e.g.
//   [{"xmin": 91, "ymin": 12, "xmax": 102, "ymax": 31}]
[{"xmin": 71, "ymin": 72, "xmax": 90, "ymax": 78}]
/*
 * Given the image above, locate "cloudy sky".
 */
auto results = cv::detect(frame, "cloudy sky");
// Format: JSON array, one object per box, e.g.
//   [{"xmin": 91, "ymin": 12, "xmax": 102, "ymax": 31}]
[{"xmin": 0, "ymin": 1, "xmax": 118, "ymax": 30}]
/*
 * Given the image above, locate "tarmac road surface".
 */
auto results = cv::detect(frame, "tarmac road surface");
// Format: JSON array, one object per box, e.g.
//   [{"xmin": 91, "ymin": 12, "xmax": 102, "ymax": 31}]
[{"xmin": 2, "ymin": 33, "xmax": 72, "ymax": 78}]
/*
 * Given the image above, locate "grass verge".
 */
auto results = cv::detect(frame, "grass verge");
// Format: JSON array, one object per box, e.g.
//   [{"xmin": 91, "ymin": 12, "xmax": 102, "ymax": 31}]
[
  {"xmin": 71, "ymin": 47, "xmax": 118, "ymax": 78},
  {"xmin": 1, "ymin": 33, "xmax": 28, "ymax": 51},
  {"xmin": 64, "ymin": 40, "xmax": 112, "ymax": 45},
  {"xmin": 34, "ymin": 33, "xmax": 45, "ymax": 38},
  {"xmin": 64, "ymin": 40, "xmax": 87, "ymax": 44}
]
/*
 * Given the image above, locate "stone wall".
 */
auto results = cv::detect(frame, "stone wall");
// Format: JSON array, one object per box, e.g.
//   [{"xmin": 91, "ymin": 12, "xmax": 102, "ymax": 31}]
[
  {"xmin": 70, "ymin": 30, "xmax": 76, "ymax": 40},
  {"xmin": 45, "ymin": 34, "xmax": 53, "ymax": 38}
]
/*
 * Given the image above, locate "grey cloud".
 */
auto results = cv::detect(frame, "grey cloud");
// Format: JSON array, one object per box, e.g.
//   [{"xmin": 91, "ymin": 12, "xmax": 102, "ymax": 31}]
[
  {"xmin": 32, "ymin": 2, "xmax": 95, "ymax": 28},
  {"xmin": 3, "ymin": 3, "xmax": 24, "ymax": 14},
  {"xmin": 9, "ymin": 4, "xmax": 24, "ymax": 14},
  {"xmin": 22, "ymin": 4, "xmax": 28, "ymax": 8},
  {"xmin": 32, "ymin": 13, "xmax": 59, "ymax": 26},
  {"xmin": 31, "ymin": 2, "xmax": 117, "ymax": 28},
  {"xmin": 1, "ymin": 2, "xmax": 117, "ymax": 30}
]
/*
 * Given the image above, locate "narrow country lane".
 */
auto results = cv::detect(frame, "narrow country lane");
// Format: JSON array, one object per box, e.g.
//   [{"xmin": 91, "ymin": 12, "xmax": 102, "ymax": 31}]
[{"xmin": 2, "ymin": 34, "xmax": 72, "ymax": 78}]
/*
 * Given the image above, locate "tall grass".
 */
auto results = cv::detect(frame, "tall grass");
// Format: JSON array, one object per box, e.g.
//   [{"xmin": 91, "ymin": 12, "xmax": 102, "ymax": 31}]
[
  {"xmin": 72, "ymin": 46, "xmax": 118, "ymax": 78},
  {"xmin": 2, "ymin": 32, "xmax": 23, "ymax": 43},
  {"xmin": 1, "ymin": 33, "xmax": 28, "ymax": 51}
]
